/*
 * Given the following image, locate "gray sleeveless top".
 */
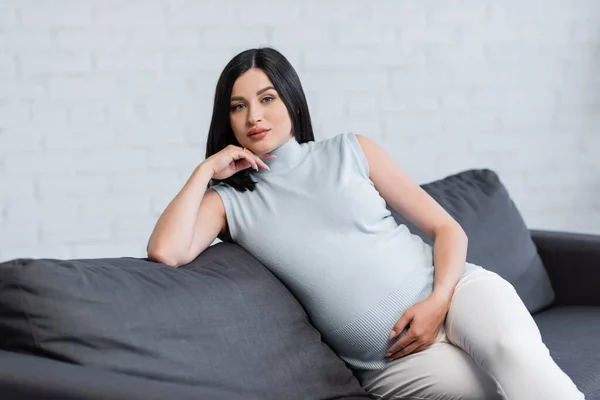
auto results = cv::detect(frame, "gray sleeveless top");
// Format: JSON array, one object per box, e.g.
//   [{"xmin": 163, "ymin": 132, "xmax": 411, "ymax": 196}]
[{"xmin": 210, "ymin": 132, "xmax": 480, "ymax": 370}]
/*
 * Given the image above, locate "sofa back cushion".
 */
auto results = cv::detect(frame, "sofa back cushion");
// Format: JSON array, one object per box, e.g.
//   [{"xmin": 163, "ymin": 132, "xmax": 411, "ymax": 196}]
[
  {"xmin": 388, "ymin": 168, "xmax": 555, "ymax": 314},
  {"xmin": 0, "ymin": 243, "xmax": 370, "ymax": 400}
]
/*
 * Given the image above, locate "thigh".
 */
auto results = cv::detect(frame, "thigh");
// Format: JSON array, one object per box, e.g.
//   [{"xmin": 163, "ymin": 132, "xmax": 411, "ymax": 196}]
[
  {"xmin": 445, "ymin": 268, "xmax": 543, "ymax": 367},
  {"xmin": 356, "ymin": 337, "xmax": 501, "ymax": 400}
]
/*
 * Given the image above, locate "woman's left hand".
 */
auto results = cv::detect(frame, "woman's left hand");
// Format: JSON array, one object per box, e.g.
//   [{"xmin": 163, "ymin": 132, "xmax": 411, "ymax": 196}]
[{"xmin": 385, "ymin": 294, "xmax": 452, "ymax": 361}]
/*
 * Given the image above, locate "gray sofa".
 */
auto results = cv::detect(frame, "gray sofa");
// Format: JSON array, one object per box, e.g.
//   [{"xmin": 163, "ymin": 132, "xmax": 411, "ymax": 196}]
[
  {"xmin": 529, "ymin": 229, "xmax": 600, "ymax": 399},
  {"xmin": 0, "ymin": 168, "xmax": 598, "ymax": 399}
]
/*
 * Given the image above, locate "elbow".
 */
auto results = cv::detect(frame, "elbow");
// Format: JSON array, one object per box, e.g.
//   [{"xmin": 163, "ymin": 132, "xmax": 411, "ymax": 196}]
[
  {"xmin": 147, "ymin": 246, "xmax": 181, "ymax": 268},
  {"xmin": 458, "ymin": 224, "xmax": 468, "ymax": 243},
  {"xmin": 434, "ymin": 221, "xmax": 467, "ymax": 243},
  {"xmin": 452, "ymin": 222, "xmax": 468, "ymax": 242},
  {"xmin": 454, "ymin": 223, "xmax": 468, "ymax": 244}
]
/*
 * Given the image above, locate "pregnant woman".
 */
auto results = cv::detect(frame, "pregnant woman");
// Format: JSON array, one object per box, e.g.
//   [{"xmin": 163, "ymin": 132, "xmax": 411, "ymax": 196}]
[{"xmin": 147, "ymin": 47, "xmax": 584, "ymax": 400}]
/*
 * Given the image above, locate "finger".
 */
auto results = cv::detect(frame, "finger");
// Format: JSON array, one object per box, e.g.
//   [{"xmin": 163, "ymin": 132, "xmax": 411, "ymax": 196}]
[
  {"xmin": 389, "ymin": 313, "xmax": 412, "ymax": 340},
  {"xmin": 413, "ymin": 341, "xmax": 433, "ymax": 355},
  {"xmin": 241, "ymin": 147, "xmax": 276, "ymax": 165},
  {"xmin": 386, "ymin": 333, "xmax": 415, "ymax": 357},
  {"xmin": 234, "ymin": 159, "xmax": 253, "ymax": 173},
  {"xmin": 239, "ymin": 148, "xmax": 268, "ymax": 171},
  {"xmin": 246, "ymin": 151, "xmax": 271, "ymax": 170},
  {"xmin": 256, "ymin": 157, "xmax": 270, "ymax": 170},
  {"xmin": 400, "ymin": 340, "xmax": 431, "ymax": 359},
  {"xmin": 254, "ymin": 152, "xmax": 277, "ymax": 161},
  {"xmin": 389, "ymin": 341, "xmax": 422, "ymax": 361},
  {"xmin": 239, "ymin": 151, "xmax": 259, "ymax": 171}
]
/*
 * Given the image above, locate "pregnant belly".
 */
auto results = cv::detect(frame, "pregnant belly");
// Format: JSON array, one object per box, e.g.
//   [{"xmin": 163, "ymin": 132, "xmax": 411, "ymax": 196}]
[{"xmin": 321, "ymin": 268, "xmax": 435, "ymax": 367}]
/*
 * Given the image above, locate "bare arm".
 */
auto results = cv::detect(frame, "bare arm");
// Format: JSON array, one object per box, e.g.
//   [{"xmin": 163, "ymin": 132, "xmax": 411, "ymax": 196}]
[
  {"xmin": 355, "ymin": 133, "xmax": 467, "ymax": 302},
  {"xmin": 146, "ymin": 163, "xmax": 226, "ymax": 267},
  {"xmin": 147, "ymin": 143, "xmax": 271, "ymax": 267}
]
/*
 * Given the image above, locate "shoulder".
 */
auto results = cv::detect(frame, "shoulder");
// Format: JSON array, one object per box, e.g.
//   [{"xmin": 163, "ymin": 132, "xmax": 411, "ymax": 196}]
[
  {"xmin": 311, "ymin": 132, "xmax": 371, "ymax": 177},
  {"xmin": 208, "ymin": 182, "xmax": 239, "ymax": 205},
  {"xmin": 206, "ymin": 183, "xmax": 232, "ymax": 209},
  {"xmin": 208, "ymin": 182, "xmax": 231, "ymax": 195},
  {"xmin": 311, "ymin": 132, "xmax": 359, "ymax": 151},
  {"xmin": 305, "ymin": 132, "xmax": 374, "ymax": 160}
]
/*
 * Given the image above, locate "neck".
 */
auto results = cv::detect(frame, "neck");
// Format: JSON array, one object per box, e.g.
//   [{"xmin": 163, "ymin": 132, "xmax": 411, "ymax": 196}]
[{"xmin": 256, "ymin": 135, "xmax": 304, "ymax": 174}]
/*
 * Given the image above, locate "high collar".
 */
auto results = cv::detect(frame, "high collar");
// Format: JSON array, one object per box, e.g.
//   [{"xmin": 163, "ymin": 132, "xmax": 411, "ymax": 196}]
[{"xmin": 255, "ymin": 136, "xmax": 305, "ymax": 175}]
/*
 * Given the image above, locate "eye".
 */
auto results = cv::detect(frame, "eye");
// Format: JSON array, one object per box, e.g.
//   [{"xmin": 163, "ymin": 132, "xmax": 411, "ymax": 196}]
[
  {"xmin": 230, "ymin": 103, "xmax": 245, "ymax": 111},
  {"xmin": 262, "ymin": 96, "xmax": 275, "ymax": 103}
]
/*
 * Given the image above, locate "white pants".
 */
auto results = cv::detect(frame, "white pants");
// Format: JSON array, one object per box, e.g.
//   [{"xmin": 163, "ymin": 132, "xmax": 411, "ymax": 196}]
[{"xmin": 355, "ymin": 268, "xmax": 585, "ymax": 400}]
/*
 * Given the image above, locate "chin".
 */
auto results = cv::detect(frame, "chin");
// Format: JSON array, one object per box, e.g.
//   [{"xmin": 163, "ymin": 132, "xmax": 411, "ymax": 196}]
[{"xmin": 251, "ymin": 138, "xmax": 276, "ymax": 154}]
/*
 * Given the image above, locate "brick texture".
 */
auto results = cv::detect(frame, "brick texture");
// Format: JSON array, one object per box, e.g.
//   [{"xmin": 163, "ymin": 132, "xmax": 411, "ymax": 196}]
[{"xmin": 1, "ymin": 0, "xmax": 599, "ymax": 261}]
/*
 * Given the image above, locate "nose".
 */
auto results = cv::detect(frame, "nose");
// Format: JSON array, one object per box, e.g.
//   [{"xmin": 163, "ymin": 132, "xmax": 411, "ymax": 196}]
[{"xmin": 246, "ymin": 103, "xmax": 263, "ymax": 126}]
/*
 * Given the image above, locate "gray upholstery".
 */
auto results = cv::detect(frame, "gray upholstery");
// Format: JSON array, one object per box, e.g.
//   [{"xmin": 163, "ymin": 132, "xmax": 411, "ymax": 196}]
[
  {"xmin": 389, "ymin": 168, "xmax": 555, "ymax": 314},
  {"xmin": 0, "ymin": 167, "xmax": 597, "ymax": 400},
  {"xmin": 0, "ymin": 348, "xmax": 375, "ymax": 400},
  {"xmin": 0, "ymin": 243, "xmax": 370, "ymax": 400},
  {"xmin": 531, "ymin": 229, "xmax": 600, "ymax": 307},
  {"xmin": 534, "ymin": 306, "xmax": 600, "ymax": 400}
]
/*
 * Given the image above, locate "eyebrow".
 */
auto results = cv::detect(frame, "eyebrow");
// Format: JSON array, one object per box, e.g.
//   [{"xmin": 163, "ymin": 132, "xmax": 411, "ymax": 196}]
[{"xmin": 230, "ymin": 86, "xmax": 276, "ymax": 102}]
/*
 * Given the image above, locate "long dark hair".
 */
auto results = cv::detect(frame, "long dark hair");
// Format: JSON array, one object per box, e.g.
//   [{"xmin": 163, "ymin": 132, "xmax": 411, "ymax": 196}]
[{"xmin": 205, "ymin": 47, "xmax": 314, "ymax": 192}]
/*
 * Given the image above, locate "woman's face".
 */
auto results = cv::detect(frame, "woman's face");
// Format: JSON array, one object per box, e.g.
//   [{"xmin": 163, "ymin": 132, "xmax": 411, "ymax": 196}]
[{"xmin": 229, "ymin": 68, "xmax": 293, "ymax": 155}]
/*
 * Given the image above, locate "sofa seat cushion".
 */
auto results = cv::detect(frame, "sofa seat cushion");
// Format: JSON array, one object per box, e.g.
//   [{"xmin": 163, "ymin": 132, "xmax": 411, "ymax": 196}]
[
  {"xmin": 0, "ymin": 243, "xmax": 370, "ymax": 400},
  {"xmin": 389, "ymin": 168, "xmax": 555, "ymax": 314},
  {"xmin": 534, "ymin": 306, "xmax": 600, "ymax": 400}
]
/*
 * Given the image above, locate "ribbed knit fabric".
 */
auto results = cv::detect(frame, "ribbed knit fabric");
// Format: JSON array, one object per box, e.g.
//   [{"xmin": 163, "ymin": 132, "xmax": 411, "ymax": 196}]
[{"xmin": 210, "ymin": 132, "xmax": 481, "ymax": 371}]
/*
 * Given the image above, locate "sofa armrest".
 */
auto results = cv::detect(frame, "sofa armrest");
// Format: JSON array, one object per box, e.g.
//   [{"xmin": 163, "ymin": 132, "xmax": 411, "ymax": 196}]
[
  {"xmin": 0, "ymin": 349, "xmax": 204, "ymax": 400},
  {"xmin": 530, "ymin": 229, "xmax": 600, "ymax": 307}
]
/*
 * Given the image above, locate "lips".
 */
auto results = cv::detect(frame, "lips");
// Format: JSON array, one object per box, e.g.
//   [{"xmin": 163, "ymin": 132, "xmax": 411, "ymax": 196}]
[{"xmin": 247, "ymin": 127, "xmax": 270, "ymax": 137}]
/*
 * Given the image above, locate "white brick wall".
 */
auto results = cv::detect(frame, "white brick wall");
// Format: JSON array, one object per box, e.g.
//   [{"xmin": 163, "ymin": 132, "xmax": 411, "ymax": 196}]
[{"xmin": 1, "ymin": 0, "xmax": 599, "ymax": 262}]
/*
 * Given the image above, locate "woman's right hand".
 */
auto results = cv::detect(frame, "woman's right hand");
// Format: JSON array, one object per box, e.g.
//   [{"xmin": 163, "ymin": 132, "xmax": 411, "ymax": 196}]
[{"xmin": 202, "ymin": 145, "xmax": 275, "ymax": 180}]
